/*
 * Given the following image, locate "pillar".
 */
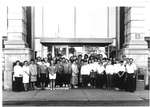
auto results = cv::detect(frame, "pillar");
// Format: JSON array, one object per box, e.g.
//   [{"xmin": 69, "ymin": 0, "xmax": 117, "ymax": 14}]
[
  {"xmin": 123, "ymin": 7, "xmax": 149, "ymax": 86},
  {"xmin": 3, "ymin": 6, "xmax": 31, "ymax": 90},
  {"xmin": 52, "ymin": 45, "xmax": 55, "ymax": 57}
]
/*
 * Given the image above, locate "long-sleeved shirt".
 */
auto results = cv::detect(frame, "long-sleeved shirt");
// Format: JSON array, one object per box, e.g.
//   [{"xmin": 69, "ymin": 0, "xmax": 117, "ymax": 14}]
[
  {"xmin": 126, "ymin": 63, "xmax": 137, "ymax": 74},
  {"xmin": 48, "ymin": 65, "xmax": 56, "ymax": 75},
  {"xmin": 71, "ymin": 63, "xmax": 79, "ymax": 76},
  {"xmin": 90, "ymin": 62, "xmax": 99, "ymax": 72},
  {"xmin": 81, "ymin": 64, "xmax": 91, "ymax": 75},
  {"xmin": 29, "ymin": 64, "xmax": 37, "ymax": 75},
  {"xmin": 40, "ymin": 64, "xmax": 48, "ymax": 74},
  {"xmin": 97, "ymin": 65, "xmax": 105, "ymax": 74},
  {"xmin": 63, "ymin": 63, "xmax": 72, "ymax": 74},
  {"xmin": 105, "ymin": 64, "xmax": 114, "ymax": 75},
  {"xmin": 13, "ymin": 65, "xmax": 23, "ymax": 77}
]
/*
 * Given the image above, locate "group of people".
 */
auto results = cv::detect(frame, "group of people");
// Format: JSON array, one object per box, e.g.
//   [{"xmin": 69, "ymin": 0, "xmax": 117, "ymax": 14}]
[{"xmin": 13, "ymin": 53, "xmax": 137, "ymax": 92}]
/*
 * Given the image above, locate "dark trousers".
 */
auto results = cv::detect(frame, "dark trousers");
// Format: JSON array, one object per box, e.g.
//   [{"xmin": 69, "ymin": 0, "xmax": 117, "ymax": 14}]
[
  {"xmin": 66, "ymin": 74, "xmax": 71, "ymax": 85},
  {"xmin": 82, "ymin": 75, "xmax": 89, "ymax": 88},
  {"xmin": 115, "ymin": 72, "xmax": 126, "ymax": 89},
  {"xmin": 96, "ymin": 74, "xmax": 104, "ymax": 88},
  {"xmin": 78, "ymin": 71, "xmax": 81, "ymax": 87},
  {"xmin": 106, "ymin": 74, "xmax": 112, "ymax": 89},
  {"xmin": 103, "ymin": 71, "xmax": 107, "ymax": 88},
  {"xmin": 36, "ymin": 75, "xmax": 41, "ymax": 87},
  {"xmin": 56, "ymin": 73, "xmax": 63, "ymax": 87},
  {"xmin": 125, "ymin": 73, "xmax": 136, "ymax": 92},
  {"xmin": 13, "ymin": 77, "xmax": 24, "ymax": 92},
  {"xmin": 90, "ymin": 78, "xmax": 96, "ymax": 87}
]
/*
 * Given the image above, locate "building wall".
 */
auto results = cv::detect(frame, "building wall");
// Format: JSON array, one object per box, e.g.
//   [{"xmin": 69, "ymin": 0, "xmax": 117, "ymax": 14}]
[
  {"xmin": 120, "ymin": 7, "xmax": 149, "ymax": 86},
  {"xmin": 2, "ymin": 6, "xmax": 33, "ymax": 90},
  {"xmin": 33, "ymin": 6, "xmax": 117, "ymax": 57}
]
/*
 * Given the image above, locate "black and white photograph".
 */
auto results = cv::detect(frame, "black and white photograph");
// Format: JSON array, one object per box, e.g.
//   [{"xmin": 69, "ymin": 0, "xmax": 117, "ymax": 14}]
[{"xmin": 1, "ymin": 0, "xmax": 150, "ymax": 106}]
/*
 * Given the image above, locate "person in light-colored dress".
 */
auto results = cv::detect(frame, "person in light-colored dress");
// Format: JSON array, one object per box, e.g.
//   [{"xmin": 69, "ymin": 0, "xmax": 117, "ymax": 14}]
[
  {"xmin": 29, "ymin": 59, "xmax": 37, "ymax": 90},
  {"xmin": 71, "ymin": 59, "xmax": 79, "ymax": 88},
  {"xmin": 22, "ymin": 61, "xmax": 30, "ymax": 91}
]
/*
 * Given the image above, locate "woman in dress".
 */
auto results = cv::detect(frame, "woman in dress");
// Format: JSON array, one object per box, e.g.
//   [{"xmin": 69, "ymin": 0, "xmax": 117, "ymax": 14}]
[
  {"xmin": 22, "ymin": 61, "xmax": 30, "ymax": 91},
  {"xmin": 71, "ymin": 59, "xmax": 79, "ymax": 88},
  {"xmin": 29, "ymin": 59, "xmax": 37, "ymax": 90},
  {"xmin": 48, "ymin": 60, "xmax": 57, "ymax": 90}
]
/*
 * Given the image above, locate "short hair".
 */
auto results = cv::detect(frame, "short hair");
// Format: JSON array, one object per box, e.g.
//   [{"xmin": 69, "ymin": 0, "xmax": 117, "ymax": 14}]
[
  {"xmin": 30, "ymin": 59, "xmax": 34, "ymax": 62},
  {"xmin": 84, "ymin": 59, "xmax": 88, "ymax": 62},
  {"xmin": 129, "ymin": 58, "xmax": 133, "ymax": 61},
  {"xmin": 120, "ymin": 60, "xmax": 124, "ymax": 63},
  {"xmin": 23, "ymin": 60, "xmax": 28, "ymax": 64},
  {"xmin": 16, "ymin": 60, "xmax": 20, "ymax": 63}
]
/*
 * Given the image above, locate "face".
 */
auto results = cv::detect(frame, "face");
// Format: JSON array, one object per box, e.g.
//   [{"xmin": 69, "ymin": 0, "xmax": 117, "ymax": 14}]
[
  {"xmin": 66, "ymin": 59, "xmax": 69, "ymax": 63},
  {"xmin": 16, "ymin": 61, "xmax": 20, "ymax": 65},
  {"xmin": 51, "ymin": 60, "xmax": 54, "ymax": 65},
  {"xmin": 91, "ymin": 59, "xmax": 94, "ymax": 63},
  {"xmin": 31, "ymin": 61, "xmax": 34, "ymax": 64},
  {"xmin": 41, "ymin": 61, "xmax": 45, "ymax": 64},
  {"xmin": 129, "ymin": 59, "xmax": 133, "ymax": 64},
  {"xmin": 38, "ymin": 57, "xmax": 41, "ymax": 61},
  {"xmin": 88, "ymin": 60, "xmax": 92, "ymax": 64},
  {"xmin": 108, "ymin": 61, "xmax": 111, "ymax": 65},
  {"xmin": 24, "ymin": 61, "xmax": 28, "ymax": 66},
  {"xmin": 44, "ymin": 58, "xmax": 48, "ymax": 62}
]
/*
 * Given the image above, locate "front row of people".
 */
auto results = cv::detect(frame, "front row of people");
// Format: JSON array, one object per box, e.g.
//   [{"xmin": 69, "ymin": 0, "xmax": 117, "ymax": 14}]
[
  {"xmin": 80, "ymin": 58, "xmax": 137, "ymax": 92},
  {"xmin": 13, "ymin": 57, "xmax": 137, "ymax": 92}
]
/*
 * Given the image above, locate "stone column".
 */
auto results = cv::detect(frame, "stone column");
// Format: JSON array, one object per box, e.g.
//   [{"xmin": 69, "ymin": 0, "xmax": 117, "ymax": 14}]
[
  {"xmin": 3, "ymin": 6, "xmax": 31, "ymax": 90},
  {"xmin": 123, "ymin": 7, "xmax": 149, "ymax": 87},
  {"xmin": 52, "ymin": 45, "xmax": 55, "ymax": 57}
]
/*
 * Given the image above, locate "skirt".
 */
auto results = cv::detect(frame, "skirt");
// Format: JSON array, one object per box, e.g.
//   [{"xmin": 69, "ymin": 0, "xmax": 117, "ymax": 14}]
[
  {"xmin": 30, "ymin": 75, "xmax": 37, "ymax": 82},
  {"xmin": 13, "ymin": 77, "xmax": 24, "ymax": 92},
  {"xmin": 23, "ymin": 75, "xmax": 29, "ymax": 83},
  {"xmin": 49, "ymin": 74, "xmax": 56, "ymax": 80},
  {"xmin": 71, "ymin": 76, "xmax": 78, "ymax": 85}
]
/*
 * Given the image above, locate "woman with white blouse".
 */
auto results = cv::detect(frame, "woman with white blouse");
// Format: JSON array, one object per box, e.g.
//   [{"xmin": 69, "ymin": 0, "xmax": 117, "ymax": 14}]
[
  {"xmin": 22, "ymin": 61, "xmax": 30, "ymax": 91},
  {"xmin": 96, "ymin": 61, "xmax": 105, "ymax": 88},
  {"xmin": 125, "ymin": 58, "xmax": 137, "ymax": 92},
  {"xmin": 13, "ymin": 60, "xmax": 23, "ymax": 92},
  {"xmin": 105, "ymin": 60, "xmax": 114, "ymax": 90},
  {"xmin": 116, "ymin": 61, "xmax": 126, "ymax": 90}
]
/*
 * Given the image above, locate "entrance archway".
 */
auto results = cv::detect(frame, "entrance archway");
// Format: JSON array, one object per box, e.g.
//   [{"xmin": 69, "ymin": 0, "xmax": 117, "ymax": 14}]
[{"xmin": 41, "ymin": 37, "xmax": 113, "ymax": 58}]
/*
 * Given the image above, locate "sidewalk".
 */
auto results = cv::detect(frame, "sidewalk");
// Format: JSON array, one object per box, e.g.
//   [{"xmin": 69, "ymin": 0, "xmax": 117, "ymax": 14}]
[{"xmin": 3, "ymin": 89, "xmax": 149, "ymax": 102}]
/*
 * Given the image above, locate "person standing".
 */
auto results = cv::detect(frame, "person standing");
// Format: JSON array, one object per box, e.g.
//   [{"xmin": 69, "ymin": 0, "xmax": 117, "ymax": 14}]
[
  {"xmin": 44, "ymin": 57, "xmax": 50, "ymax": 88},
  {"xmin": 105, "ymin": 60, "xmax": 114, "ymax": 90},
  {"xmin": 40, "ymin": 60, "xmax": 48, "ymax": 90},
  {"xmin": 113, "ymin": 60, "xmax": 120, "ymax": 90},
  {"xmin": 22, "ymin": 61, "xmax": 30, "ymax": 91},
  {"xmin": 48, "ymin": 60, "xmax": 57, "ymax": 90},
  {"xmin": 126, "ymin": 58, "xmax": 137, "ymax": 92},
  {"xmin": 81, "ymin": 60, "xmax": 90, "ymax": 88},
  {"xmin": 63, "ymin": 59, "xmax": 72, "ymax": 87},
  {"xmin": 55, "ymin": 60, "xmax": 64, "ymax": 87},
  {"xmin": 90, "ymin": 58, "xmax": 99, "ymax": 88},
  {"xmin": 117, "ymin": 61, "xmax": 126, "ymax": 90},
  {"xmin": 96, "ymin": 61, "xmax": 105, "ymax": 88},
  {"xmin": 71, "ymin": 59, "xmax": 79, "ymax": 88},
  {"xmin": 13, "ymin": 60, "xmax": 24, "ymax": 92},
  {"xmin": 29, "ymin": 59, "xmax": 37, "ymax": 90}
]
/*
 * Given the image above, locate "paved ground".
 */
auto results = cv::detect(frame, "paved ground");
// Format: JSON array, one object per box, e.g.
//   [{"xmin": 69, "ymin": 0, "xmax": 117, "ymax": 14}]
[{"xmin": 3, "ymin": 89, "xmax": 150, "ymax": 106}]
